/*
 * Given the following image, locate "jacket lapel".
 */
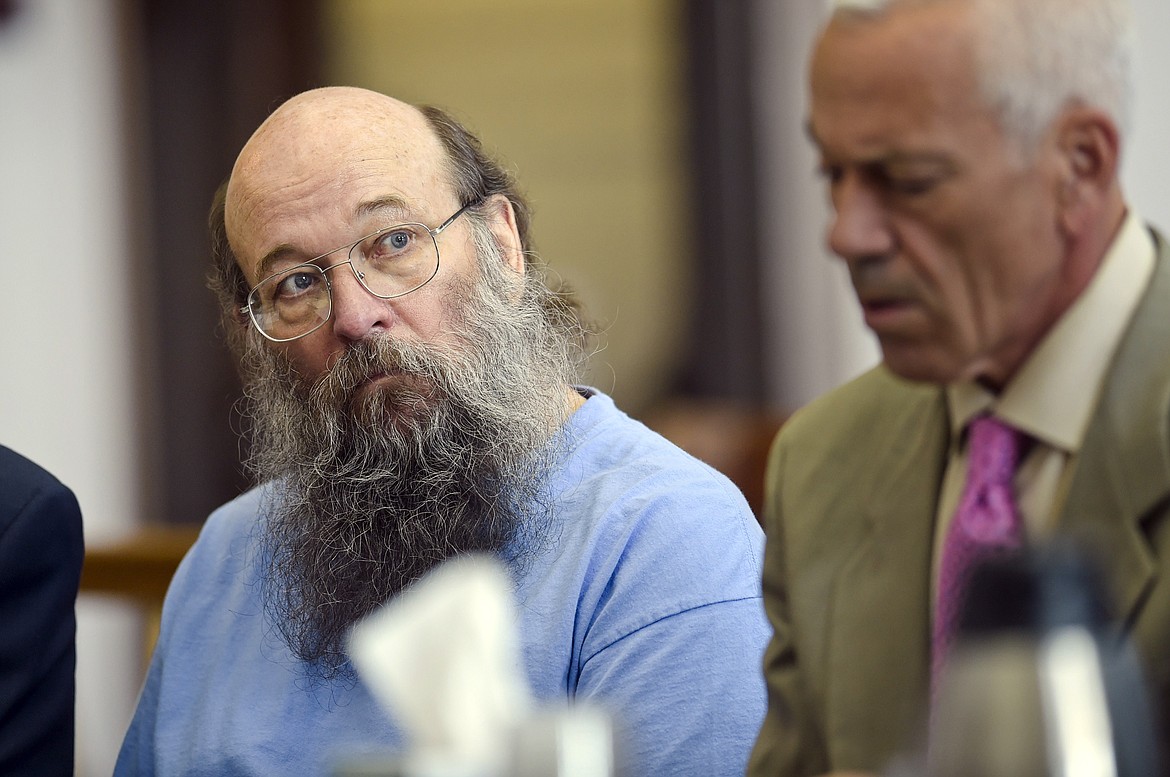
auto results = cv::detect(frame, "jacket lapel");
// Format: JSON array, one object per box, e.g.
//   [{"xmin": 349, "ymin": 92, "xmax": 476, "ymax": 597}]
[{"xmin": 1059, "ymin": 228, "xmax": 1170, "ymax": 627}]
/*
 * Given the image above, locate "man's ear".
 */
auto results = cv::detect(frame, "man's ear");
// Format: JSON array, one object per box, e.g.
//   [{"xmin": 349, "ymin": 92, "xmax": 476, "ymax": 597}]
[
  {"xmin": 233, "ymin": 302, "xmax": 251, "ymax": 330},
  {"xmin": 483, "ymin": 194, "xmax": 525, "ymax": 276},
  {"xmin": 1055, "ymin": 106, "xmax": 1121, "ymax": 236}
]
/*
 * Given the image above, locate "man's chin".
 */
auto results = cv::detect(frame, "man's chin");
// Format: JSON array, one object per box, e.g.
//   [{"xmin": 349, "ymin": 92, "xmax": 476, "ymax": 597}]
[{"xmin": 350, "ymin": 373, "xmax": 441, "ymax": 426}]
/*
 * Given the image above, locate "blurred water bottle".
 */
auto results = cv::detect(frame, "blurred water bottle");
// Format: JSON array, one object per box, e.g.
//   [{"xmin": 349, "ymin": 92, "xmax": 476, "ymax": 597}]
[
  {"xmin": 510, "ymin": 704, "xmax": 617, "ymax": 777},
  {"xmin": 928, "ymin": 540, "xmax": 1160, "ymax": 777},
  {"xmin": 334, "ymin": 704, "xmax": 617, "ymax": 777}
]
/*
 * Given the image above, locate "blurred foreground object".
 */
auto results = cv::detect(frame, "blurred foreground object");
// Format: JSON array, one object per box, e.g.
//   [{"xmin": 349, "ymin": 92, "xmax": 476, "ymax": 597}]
[
  {"xmin": 929, "ymin": 542, "xmax": 1160, "ymax": 777},
  {"xmin": 344, "ymin": 555, "xmax": 615, "ymax": 777}
]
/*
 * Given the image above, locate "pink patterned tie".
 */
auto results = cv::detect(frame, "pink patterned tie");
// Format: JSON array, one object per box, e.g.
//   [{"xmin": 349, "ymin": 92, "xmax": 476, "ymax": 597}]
[{"xmin": 931, "ymin": 415, "xmax": 1025, "ymax": 692}]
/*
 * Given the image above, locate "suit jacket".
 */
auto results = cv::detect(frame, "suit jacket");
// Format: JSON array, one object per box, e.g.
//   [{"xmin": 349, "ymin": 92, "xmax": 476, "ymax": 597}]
[
  {"xmin": 749, "ymin": 230, "xmax": 1170, "ymax": 775},
  {"xmin": 0, "ymin": 446, "xmax": 84, "ymax": 776}
]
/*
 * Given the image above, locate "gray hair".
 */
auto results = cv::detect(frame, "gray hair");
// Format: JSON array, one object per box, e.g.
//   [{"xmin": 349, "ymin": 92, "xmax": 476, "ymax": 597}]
[{"xmin": 826, "ymin": 0, "xmax": 1133, "ymax": 150}]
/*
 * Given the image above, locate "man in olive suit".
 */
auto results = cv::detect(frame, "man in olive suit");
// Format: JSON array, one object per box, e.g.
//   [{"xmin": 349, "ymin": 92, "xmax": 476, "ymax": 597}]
[{"xmin": 750, "ymin": 0, "xmax": 1170, "ymax": 774}]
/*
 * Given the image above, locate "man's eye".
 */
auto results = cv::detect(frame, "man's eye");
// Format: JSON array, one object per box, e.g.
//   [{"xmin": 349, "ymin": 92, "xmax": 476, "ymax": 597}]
[
  {"xmin": 373, "ymin": 228, "xmax": 415, "ymax": 256},
  {"xmin": 885, "ymin": 176, "xmax": 939, "ymax": 196},
  {"xmin": 275, "ymin": 270, "xmax": 322, "ymax": 299},
  {"xmin": 876, "ymin": 164, "xmax": 951, "ymax": 197}
]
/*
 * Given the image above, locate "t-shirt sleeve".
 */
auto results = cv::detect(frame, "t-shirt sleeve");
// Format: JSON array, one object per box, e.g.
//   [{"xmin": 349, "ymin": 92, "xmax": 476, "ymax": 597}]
[
  {"xmin": 570, "ymin": 467, "xmax": 770, "ymax": 777},
  {"xmin": 578, "ymin": 598, "xmax": 769, "ymax": 776}
]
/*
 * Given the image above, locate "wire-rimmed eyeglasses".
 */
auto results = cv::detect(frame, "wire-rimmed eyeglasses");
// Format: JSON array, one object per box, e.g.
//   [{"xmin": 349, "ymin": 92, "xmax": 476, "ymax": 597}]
[{"xmin": 241, "ymin": 200, "xmax": 481, "ymax": 342}]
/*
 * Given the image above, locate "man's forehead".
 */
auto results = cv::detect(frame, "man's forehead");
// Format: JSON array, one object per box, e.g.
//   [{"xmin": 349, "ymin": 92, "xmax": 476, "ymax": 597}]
[
  {"xmin": 224, "ymin": 90, "xmax": 451, "ymax": 245},
  {"xmin": 810, "ymin": 3, "xmax": 986, "ymax": 132}
]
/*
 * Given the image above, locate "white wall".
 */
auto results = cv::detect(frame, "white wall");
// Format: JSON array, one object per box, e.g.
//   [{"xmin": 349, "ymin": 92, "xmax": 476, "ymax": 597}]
[
  {"xmin": 1122, "ymin": 0, "xmax": 1170, "ymax": 233},
  {"xmin": 753, "ymin": 1, "xmax": 879, "ymax": 412},
  {"xmin": 0, "ymin": 1, "xmax": 143, "ymax": 774},
  {"xmin": 755, "ymin": 0, "xmax": 1170, "ymax": 412}
]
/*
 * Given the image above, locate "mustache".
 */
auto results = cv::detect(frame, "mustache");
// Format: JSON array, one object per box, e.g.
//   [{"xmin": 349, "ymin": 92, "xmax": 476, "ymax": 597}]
[
  {"xmin": 308, "ymin": 336, "xmax": 451, "ymax": 410},
  {"xmin": 848, "ymin": 265, "xmax": 922, "ymax": 305}
]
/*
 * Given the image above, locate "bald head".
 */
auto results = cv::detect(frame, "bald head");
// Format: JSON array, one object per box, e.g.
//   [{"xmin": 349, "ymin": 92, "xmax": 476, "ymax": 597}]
[
  {"xmin": 224, "ymin": 87, "xmax": 457, "ymax": 287},
  {"xmin": 227, "ymin": 88, "xmax": 442, "ymax": 221}
]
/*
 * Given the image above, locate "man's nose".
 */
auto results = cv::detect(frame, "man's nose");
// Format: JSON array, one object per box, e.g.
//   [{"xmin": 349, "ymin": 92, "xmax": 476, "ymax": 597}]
[
  {"xmin": 826, "ymin": 175, "xmax": 895, "ymax": 263},
  {"xmin": 329, "ymin": 263, "xmax": 395, "ymax": 342}
]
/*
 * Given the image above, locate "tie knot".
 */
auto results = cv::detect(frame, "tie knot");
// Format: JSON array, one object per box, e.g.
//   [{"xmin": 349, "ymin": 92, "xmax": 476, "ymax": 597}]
[{"xmin": 966, "ymin": 415, "xmax": 1023, "ymax": 486}]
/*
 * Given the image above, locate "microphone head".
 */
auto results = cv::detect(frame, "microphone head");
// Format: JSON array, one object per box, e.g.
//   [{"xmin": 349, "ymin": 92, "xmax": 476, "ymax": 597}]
[
  {"xmin": 957, "ymin": 538, "xmax": 1110, "ymax": 640},
  {"xmin": 946, "ymin": 537, "xmax": 1161, "ymax": 777}
]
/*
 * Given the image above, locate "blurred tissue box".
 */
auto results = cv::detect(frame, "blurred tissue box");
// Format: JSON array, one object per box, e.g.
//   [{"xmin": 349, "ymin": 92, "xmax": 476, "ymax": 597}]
[{"xmin": 345, "ymin": 554, "xmax": 614, "ymax": 777}]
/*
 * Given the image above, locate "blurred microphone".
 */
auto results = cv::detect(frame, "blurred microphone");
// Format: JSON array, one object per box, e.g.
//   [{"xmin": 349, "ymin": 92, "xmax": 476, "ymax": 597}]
[{"xmin": 928, "ymin": 540, "xmax": 1160, "ymax": 777}]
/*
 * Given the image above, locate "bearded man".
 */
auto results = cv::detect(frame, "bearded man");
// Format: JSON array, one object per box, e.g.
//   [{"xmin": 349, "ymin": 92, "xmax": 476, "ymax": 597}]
[{"xmin": 115, "ymin": 87, "xmax": 768, "ymax": 777}]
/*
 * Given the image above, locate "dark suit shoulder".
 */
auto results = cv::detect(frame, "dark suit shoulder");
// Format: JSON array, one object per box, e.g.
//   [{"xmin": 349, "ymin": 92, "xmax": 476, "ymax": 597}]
[
  {"xmin": 0, "ymin": 445, "xmax": 80, "ymax": 536},
  {"xmin": 0, "ymin": 445, "xmax": 70, "ymax": 498}
]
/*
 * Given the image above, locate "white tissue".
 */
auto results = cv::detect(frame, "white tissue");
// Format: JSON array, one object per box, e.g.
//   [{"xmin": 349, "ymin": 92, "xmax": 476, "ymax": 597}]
[{"xmin": 347, "ymin": 554, "xmax": 533, "ymax": 775}]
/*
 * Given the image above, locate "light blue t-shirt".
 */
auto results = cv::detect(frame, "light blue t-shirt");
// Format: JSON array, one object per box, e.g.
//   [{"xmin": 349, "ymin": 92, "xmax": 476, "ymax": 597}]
[{"xmin": 115, "ymin": 390, "xmax": 769, "ymax": 776}]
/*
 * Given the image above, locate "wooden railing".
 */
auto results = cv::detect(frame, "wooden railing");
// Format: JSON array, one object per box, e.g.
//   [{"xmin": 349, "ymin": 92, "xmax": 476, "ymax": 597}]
[{"xmin": 80, "ymin": 523, "xmax": 201, "ymax": 662}]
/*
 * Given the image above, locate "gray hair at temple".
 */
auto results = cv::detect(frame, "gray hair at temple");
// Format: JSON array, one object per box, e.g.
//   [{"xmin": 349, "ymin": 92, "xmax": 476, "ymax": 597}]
[
  {"xmin": 208, "ymin": 103, "xmax": 584, "ymax": 358},
  {"xmin": 826, "ymin": 0, "xmax": 1134, "ymax": 151}
]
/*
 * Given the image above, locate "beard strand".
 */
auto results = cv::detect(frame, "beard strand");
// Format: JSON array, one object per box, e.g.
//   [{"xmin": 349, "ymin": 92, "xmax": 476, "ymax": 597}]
[{"xmin": 237, "ymin": 248, "xmax": 583, "ymax": 680}]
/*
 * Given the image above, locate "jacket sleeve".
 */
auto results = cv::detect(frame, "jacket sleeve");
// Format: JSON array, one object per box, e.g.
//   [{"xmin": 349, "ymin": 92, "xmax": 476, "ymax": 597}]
[
  {"xmin": 0, "ymin": 467, "xmax": 84, "ymax": 776},
  {"xmin": 748, "ymin": 431, "xmax": 830, "ymax": 777}
]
